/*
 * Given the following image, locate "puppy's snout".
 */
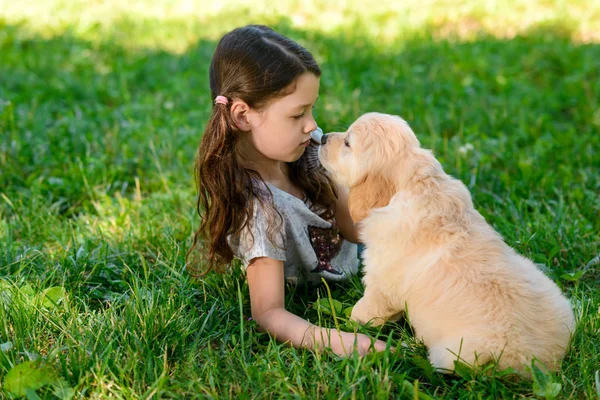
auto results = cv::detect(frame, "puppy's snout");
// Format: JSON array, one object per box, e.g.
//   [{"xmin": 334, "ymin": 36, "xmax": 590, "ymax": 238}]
[{"xmin": 320, "ymin": 134, "xmax": 329, "ymax": 145}]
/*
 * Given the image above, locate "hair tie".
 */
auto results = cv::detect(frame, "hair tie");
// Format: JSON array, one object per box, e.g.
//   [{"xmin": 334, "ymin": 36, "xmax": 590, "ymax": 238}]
[{"xmin": 214, "ymin": 95, "xmax": 229, "ymax": 105}]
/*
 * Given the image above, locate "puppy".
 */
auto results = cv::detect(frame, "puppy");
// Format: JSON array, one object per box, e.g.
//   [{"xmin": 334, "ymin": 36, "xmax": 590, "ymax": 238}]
[{"xmin": 318, "ymin": 113, "xmax": 574, "ymax": 375}]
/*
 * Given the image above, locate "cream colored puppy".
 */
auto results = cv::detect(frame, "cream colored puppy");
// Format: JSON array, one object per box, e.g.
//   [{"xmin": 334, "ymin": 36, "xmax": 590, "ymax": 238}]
[{"xmin": 318, "ymin": 112, "xmax": 574, "ymax": 375}]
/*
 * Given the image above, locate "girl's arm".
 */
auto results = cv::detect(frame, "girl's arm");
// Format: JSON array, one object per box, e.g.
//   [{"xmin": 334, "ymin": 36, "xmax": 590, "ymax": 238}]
[
  {"xmin": 334, "ymin": 184, "xmax": 360, "ymax": 244},
  {"xmin": 246, "ymin": 257, "xmax": 387, "ymax": 356}
]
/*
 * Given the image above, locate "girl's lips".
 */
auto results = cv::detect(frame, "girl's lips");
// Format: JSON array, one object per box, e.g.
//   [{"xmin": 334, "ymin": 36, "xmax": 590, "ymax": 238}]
[{"xmin": 301, "ymin": 139, "xmax": 311, "ymax": 146}]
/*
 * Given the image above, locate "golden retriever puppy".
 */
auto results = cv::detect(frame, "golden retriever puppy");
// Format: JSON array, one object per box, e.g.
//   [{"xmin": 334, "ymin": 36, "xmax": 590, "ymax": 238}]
[{"xmin": 318, "ymin": 112, "xmax": 574, "ymax": 375}]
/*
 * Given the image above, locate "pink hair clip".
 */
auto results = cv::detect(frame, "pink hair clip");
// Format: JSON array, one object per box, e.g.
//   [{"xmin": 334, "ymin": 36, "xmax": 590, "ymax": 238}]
[{"xmin": 214, "ymin": 95, "xmax": 229, "ymax": 105}]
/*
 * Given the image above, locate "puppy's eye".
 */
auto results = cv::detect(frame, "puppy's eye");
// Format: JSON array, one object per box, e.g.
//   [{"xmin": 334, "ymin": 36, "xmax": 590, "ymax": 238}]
[{"xmin": 344, "ymin": 138, "xmax": 350, "ymax": 147}]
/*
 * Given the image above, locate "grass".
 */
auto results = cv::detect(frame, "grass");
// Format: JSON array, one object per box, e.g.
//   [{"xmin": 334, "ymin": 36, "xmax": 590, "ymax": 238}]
[{"xmin": 1, "ymin": 0, "xmax": 599, "ymax": 398}]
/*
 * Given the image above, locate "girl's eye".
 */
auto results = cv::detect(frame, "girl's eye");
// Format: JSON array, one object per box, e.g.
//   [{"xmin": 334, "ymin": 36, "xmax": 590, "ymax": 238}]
[{"xmin": 293, "ymin": 112, "xmax": 305, "ymax": 120}]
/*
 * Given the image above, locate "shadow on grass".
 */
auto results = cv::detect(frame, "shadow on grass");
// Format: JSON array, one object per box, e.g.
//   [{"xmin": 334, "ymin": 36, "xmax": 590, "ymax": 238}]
[{"xmin": 0, "ymin": 17, "xmax": 599, "ymax": 397}]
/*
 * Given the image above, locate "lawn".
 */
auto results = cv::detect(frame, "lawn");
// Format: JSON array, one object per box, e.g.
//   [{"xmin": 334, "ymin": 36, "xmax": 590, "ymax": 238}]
[{"xmin": 1, "ymin": 0, "xmax": 599, "ymax": 398}]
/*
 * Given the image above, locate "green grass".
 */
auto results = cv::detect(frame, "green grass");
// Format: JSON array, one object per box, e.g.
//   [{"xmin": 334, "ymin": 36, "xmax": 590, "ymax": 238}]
[{"xmin": 1, "ymin": 0, "xmax": 599, "ymax": 398}]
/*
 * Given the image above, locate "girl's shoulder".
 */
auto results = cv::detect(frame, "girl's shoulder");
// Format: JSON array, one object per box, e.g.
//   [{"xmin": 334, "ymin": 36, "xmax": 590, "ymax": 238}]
[{"xmin": 247, "ymin": 179, "xmax": 329, "ymax": 227}]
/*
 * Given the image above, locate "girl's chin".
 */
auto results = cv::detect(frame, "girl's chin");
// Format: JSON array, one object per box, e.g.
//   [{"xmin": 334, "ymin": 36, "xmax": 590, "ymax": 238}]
[{"xmin": 287, "ymin": 148, "xmax": 306, "ymax": 163}]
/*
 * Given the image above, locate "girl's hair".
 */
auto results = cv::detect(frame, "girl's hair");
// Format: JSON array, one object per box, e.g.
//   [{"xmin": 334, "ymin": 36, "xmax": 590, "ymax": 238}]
[{"xmin": 188, "ymin": 25, "xmax": 338, "ymax": 275}]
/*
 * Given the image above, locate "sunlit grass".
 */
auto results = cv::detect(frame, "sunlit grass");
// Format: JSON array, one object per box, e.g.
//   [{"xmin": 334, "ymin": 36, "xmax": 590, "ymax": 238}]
[{"xmin": 1, "ymin": 0, "xmax": 599, "ymax": 52}]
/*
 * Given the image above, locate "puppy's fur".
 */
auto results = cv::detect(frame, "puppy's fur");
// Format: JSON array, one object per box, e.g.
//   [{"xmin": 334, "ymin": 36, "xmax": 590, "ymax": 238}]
[{"xmin": 319, "ymin": 113, "xmax": 574, "ymax": 375}]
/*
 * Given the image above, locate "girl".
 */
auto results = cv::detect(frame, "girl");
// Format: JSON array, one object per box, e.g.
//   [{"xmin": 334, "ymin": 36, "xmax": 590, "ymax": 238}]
[{"xmin": 190, "ymin": 25, "xmax": 387, "ymax": 356}]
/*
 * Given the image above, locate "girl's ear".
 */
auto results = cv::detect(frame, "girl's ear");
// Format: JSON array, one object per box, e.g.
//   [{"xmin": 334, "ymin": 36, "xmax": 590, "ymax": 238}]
[
  {"xmin": 348, "ymin": 172, "xmax": 397, "ymax": 223},
  {"xmin": 230, "ymin": 99, "xmax": 252, "ymax": 132}
]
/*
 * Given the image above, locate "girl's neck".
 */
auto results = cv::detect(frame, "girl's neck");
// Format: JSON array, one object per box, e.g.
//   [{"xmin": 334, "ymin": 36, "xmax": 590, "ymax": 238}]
[{"xmin": 236, "ymin": 140, "xmax": 290, "ymax": 185}]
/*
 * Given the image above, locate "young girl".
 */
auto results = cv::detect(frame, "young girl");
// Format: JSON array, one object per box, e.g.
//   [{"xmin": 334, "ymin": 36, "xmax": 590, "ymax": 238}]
[{"xmin": 190, "ymin": 25, "xmax": 387, "ymax": 357}]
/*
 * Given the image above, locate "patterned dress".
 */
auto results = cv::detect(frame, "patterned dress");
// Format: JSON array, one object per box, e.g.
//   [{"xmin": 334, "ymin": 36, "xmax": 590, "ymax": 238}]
[{"xmin": 227, "ymin": 182, "xmax": 359, "ymax": 286}]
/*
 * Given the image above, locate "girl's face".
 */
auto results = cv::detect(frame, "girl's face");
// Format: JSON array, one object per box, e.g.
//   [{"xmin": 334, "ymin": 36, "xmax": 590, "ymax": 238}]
[{"xmin": 246, "ymin": 72, "xmax": 320, "ymax": 163}]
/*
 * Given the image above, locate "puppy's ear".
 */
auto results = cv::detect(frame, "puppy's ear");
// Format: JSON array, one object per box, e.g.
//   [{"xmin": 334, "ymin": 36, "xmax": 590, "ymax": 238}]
[{"xmin": 348, "ymin": 173, "xmax": 397, "ymax": 223}]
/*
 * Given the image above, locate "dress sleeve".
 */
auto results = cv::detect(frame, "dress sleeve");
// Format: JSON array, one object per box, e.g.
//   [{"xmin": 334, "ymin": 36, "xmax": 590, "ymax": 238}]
[{"xmin": 227, "ymin": 198, "xmax": 286, "ymax": 268}]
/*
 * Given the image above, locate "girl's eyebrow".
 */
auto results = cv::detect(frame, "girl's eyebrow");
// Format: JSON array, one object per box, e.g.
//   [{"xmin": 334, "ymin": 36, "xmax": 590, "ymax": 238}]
[{"xmin": 294, "ymin": 96, "xmax": 319, "ymax": 109}]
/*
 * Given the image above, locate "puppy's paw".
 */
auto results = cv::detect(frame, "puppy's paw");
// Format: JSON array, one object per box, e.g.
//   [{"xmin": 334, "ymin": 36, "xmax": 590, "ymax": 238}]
[
  {"xmin": 350, "ymin": 297, "xmax": 386, "ymax": 326},
  {"xmin": 350, "ymin": 298, "xmax": 370, "ymax": 325},
  {"xmin": 428, "ymin": 338, "xmax": 493, "ymax": 374}
]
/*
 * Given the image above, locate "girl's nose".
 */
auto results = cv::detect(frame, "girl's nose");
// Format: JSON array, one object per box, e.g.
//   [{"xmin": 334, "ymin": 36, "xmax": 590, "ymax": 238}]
[{"xmin": 306, "ymin": 118, "xmax": 317, "ymax": 134}]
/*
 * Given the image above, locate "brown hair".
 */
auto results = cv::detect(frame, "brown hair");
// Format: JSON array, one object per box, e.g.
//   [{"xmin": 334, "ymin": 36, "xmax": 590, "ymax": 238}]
[{"xmin": 188, "ymin": 25, "xmax": 338, "ymax": 275}]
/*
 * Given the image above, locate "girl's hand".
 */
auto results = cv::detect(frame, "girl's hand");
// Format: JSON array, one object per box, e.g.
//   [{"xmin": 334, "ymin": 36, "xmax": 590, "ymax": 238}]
[
  {"xmin": 326, "ymin": 330, "xmax": 389, "ymax": 357},
  {"xmin": 246, "ymin": 257, "xmax": 391, "ymax": 357}
]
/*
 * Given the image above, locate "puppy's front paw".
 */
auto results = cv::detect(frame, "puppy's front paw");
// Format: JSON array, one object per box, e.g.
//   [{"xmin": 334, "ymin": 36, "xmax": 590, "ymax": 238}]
[
  {"xmin": 350, "ymin": 297, "xmax": 385, "ymax": 326},
  {"xmin": 350, "ymin": 298, "xmax": 369, "ymax": 325}
]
